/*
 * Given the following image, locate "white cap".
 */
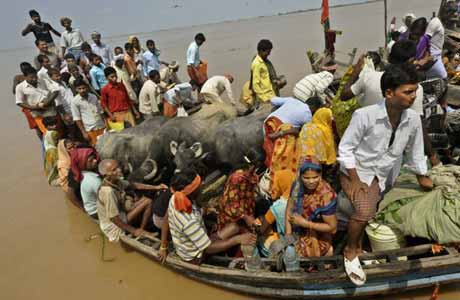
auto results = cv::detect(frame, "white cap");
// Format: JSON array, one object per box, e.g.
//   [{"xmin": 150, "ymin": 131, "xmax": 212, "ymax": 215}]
[{"xmin": 403, "ymin": 13, "xmax": 416, "ymax": 20}]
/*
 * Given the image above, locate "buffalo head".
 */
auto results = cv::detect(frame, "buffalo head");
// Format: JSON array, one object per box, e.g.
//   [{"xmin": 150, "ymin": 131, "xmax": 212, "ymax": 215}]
[{"xmin": 170, "ymin": 141, "xmax": 210, "ymax": 175}]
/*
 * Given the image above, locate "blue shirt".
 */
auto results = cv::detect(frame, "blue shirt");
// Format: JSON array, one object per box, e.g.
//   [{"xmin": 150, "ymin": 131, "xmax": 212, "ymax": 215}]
[
  {"xmin": 143, "ymin": 50, "xmax": 161, "ymax": 77},
  {"xmin": 81, "ymin": 171, "xmax": 102, "ymax": 216},
  {"xmin": 186, "ymin": 41, "xmax": 200, "ymax": 67},
  {"xmin": 89, "ymin": 64, "xmax": 108, "ymax": 91},
  {"xmin": 270, "ymin": 198, "xmax": 287, "ymax": 235},
  {"xmin": 266, "ymin": 97, "xmax": 312, "ymax": 128}
]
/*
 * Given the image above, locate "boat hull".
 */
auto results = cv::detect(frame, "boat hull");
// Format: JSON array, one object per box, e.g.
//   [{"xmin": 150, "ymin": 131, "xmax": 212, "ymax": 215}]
[{"xmin": 120, "ymin": 235, "xmax": 460, "ymax": 299}]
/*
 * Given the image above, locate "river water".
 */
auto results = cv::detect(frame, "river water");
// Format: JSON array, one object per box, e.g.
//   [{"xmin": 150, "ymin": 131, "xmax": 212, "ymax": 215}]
[{"xmin": 1, "ymin": 0, "xmax": 459, "ymax": 299}]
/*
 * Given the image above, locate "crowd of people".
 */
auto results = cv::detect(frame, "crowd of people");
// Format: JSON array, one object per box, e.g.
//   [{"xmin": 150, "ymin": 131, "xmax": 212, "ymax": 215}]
[{"xmin": 13, "ymin": 8, "xmax": 450, "ymax": 286}]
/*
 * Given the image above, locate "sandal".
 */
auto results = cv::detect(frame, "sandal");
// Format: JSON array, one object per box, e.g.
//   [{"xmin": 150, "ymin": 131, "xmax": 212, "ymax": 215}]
[{"xmin": 344, "ymin": 256, "xmax": 367, "ymax": 286}]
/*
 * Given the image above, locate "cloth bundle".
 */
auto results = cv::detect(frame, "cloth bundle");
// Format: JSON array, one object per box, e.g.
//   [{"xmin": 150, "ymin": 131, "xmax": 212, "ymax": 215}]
[{"xmin": 375, "ymin": 165, "xmax": 460, "ymax": 244}]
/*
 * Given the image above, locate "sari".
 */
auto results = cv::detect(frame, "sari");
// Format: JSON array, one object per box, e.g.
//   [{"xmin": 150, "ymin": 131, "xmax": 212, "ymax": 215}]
[
  {"xmin": 57, "ymin": 140, "xmax": 71, "ymax": 192},
  {"xmin": 264, "ymin": 116, "xmax": 299, "ymax": 189},
  {"xmin": 44, "ymin": 130, "xmax": 59, "ymax": 186},
  {"xmin": 271, "ymin": 169, "xmax": 296, "ymax": 200},
  {"xmin": 217, "ymin": 169, "xmax": 258, "ymax": 230},
  {"xmin": 297, "ymin": 108, "xmax": 336, "ymax": 166},
  {"xmin": 263, "ymin": 117, "xmax": 299, "ymax": 176},
  {"xmin": 291, "ymin": 161, "xmax": 337, "ymax": 257},
  {"xmin": 415, "ymin": 34, "xmax": 430, "ymax": 60},
  {"xmin": 331, "ymin": 66, "xmax": 361, "ymax": 137}
]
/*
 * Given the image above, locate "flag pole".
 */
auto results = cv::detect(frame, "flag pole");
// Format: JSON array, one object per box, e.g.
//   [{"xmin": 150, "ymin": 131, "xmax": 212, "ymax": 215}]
[{"xmin": 384, "ymin": 0, "xmax": 388, "ymax": 47}]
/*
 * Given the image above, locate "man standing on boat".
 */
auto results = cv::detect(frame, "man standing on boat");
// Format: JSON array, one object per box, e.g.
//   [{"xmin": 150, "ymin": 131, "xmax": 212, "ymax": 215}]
[
  {"xmin": 186, "ymin": 33, "xmax": 207, "ymax": 91},
  {"xmin": 338, "ymin": 63, "xmax": 433, "ymax": 286},
  {"xmin": 341, "ymin": 40, "xmax": 440, "ymax": 167},
  {"xmin": 22, "ymin": 10, "xmax": 61, "ymax": 55}
]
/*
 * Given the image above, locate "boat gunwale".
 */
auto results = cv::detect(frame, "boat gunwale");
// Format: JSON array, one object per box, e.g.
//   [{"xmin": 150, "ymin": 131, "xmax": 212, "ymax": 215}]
[{"xmin": 119, "ymin": 234, "xmax": 460, "ymax": 283}]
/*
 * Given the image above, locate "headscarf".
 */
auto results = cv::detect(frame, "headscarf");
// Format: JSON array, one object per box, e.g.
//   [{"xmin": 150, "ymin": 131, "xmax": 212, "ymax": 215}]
[
  {"xmin": 298, "ymin": 107, "xmax": 336, "ymax": 165},
  {"xmin": 291, "ymin": 157, "xmax": 323, "ymax": 215},
  {"xmin": 70, "ymin": 148, "xmax": 99, "ymax": 183},
  {"xmin": 290, "ymin": 158, "xmax": 337, "ymax": 230},
  {"xmin": 128, "ymin": 36, "xmax": 142, "ymax": 52},
  {"xmin": 172, "ymin": 175, "xmax": 202, "ymax": 214}
]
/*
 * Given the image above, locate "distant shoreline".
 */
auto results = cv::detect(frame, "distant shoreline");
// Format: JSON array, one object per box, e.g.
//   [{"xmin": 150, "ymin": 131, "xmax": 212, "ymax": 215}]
[
  {"xmin": 106, "ymin": 0, "xmax": 384, "ymax": 43},
  {"xmin": 276, "ymin": 0, "xmax": 382, "ymax": 17},
  {"xmin": 0, "ymin": 0, "xmax": 381, "ymax": 53}
]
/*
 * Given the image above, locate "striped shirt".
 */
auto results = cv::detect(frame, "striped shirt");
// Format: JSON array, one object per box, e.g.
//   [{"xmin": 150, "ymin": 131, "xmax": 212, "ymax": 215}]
[
  {"xmin": 293, "ymin": 71, "xmax": 334, "ymax": 103},
  {"xmin": 167, "ymin": 196, "xmax": 211, "ymax": 261}
]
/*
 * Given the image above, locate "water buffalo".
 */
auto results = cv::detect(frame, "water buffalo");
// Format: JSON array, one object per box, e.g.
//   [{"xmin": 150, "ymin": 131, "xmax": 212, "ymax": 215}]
[
  {"xmin": 166, "ymin": 104, "xmax": 272, "ymax": 178},
  {"xmin": 95, "ymin": 116, "xmax": 168, "ymax": 173},
  {"xmin": 128, "ymin": 103, "xmax": 238, "ymax": 182}
]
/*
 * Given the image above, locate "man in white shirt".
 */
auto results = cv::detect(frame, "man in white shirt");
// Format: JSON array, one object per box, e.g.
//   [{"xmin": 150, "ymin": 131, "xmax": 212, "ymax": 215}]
[
  {"xmin": 338, "ymin": 64, "xmax": 433, "ymax": 286},
  {"xmin": 71, "ymin": 79, "xmax": 106, "ymax": 145},
  {"xmin": 200, "ymin": 75, "xmax": 235, "ymax": 105},
  {"xmin": 341, "ymin": 40, "xmax": 440, "ymax": 166},
  {"xmin": 36, "ymin": 54, "xmax": 54, "ymax": 90},
  {"xmin": 60, "ymin": 17, "xmax": 85, "ymax": 61},
  {"xmin": 139, "ymin": 70, "xmax": 162, "ymax": 119},
  {"xmin": 60, "ymin": 53, "xmax": 84, "ymax": 74},
  {"xmin": 186, "ymin": 33, "xmax": 206, "ymax": 89},
  {"xmin": 162, "ymin": 82, "xmax": 200, "ymax": 117},
  {"xmin": 90, "ymin": 31, "xmax": 113, "ymax": 65},
  {"xmin": 15, "ymin": 67, "xmax": 59, "ymax": 134},
  {"xmin": 33, "ymin": 39, "xmax": 61, "ymax": 70}
]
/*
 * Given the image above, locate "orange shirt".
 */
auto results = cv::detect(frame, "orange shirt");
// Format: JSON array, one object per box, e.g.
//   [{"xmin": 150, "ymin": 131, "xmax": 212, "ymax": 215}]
[{"xmin": 124, "ymin": 54, "xmax": 137, "ymax": 77}]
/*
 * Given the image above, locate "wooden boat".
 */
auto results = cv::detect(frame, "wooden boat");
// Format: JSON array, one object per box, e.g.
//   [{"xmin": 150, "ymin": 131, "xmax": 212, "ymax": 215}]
[
  {"xmin": 120, "ymin": 233, "xmax": 460, "ymax": 299},
  {"xmin": 110, "ymin": 3, "xmax": 460, "ymax": 296}
]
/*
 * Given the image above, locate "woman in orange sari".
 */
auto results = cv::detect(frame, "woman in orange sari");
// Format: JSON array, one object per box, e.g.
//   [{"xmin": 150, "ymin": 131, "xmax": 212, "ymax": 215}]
[
  {"xmin": 285, "ymin": 158, "xmax": 337, "ymax": 257},
  {"xmin": 263, "ymin": 97, "xmax": 313, "ymax": 186}
]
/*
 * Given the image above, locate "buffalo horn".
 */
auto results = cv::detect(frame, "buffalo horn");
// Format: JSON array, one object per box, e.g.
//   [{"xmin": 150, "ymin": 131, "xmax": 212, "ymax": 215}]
[
  {"xmin": 143, "ymin": 159, "xmax": 158, "ymax": 181},
  {"xmin": 190, "ymin": 142, "xmax": 203, "ymax": 158}
]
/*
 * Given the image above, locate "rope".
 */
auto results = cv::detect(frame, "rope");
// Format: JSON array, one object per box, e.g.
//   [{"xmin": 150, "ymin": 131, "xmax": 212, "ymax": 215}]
[{"xmin": 85, "ymin": 232, "xmax": 116, "ymax": 262}]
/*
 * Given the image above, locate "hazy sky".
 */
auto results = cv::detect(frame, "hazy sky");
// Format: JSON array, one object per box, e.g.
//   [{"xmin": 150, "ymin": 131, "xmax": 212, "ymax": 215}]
[{"xmin": 4, "ymin": 0, "xmax": 367, "ymax": 50}]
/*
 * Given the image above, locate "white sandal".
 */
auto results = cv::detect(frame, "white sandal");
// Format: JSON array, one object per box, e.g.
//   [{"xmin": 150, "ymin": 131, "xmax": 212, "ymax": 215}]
[{"xmin": 344, "ymin": 256, "xmax": 367, "ymax": 286}]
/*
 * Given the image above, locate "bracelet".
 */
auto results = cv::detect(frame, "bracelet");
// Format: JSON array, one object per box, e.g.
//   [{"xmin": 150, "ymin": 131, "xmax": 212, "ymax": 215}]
[{"xmin": 160, "ymin": 245, "xmax": 168, "ymax": 251}]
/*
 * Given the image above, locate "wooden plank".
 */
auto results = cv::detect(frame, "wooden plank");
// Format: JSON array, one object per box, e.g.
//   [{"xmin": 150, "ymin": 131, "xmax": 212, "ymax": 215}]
[{"xmin": 446, "ymin": 247, "xmax": 459, "ymax": 255}]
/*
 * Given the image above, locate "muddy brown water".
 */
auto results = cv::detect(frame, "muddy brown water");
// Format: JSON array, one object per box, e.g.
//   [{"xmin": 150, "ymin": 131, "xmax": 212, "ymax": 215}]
[{"xmin": 1, "ymin": 0, "xmax": 459, "ymax": 299}]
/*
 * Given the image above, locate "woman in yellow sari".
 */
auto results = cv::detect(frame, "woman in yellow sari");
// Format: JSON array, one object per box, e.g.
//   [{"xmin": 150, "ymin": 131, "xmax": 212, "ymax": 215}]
[{"xmin": 297, "ymin": 107, "xmax": 336, "ymax": 166}]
